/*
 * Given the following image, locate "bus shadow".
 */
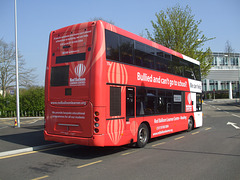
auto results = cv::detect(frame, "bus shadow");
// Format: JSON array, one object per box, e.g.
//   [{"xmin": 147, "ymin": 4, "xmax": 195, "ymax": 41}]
[
  {"xmin": 148, "ymin": 130, "xmax": 187, "ymax": 145},
  {"xmin": 0, "ymin": 126, "xmax": 130, "ymax": 159},
  {"xmin": 42, "ymin": 144, "xmax": 131, "ymax": 160},
  {"xmin": 0, "ymin": 123, "xmax": 196, "ymax": 160},
  {"xmin": 42, "ymin": 130, "xmax": 191, "ymax": 159}
]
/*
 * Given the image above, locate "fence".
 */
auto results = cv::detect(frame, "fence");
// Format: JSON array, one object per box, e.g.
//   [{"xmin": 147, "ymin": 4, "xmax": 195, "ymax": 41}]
[{"xmin": 0, "ymin": 110, "xmax": 45, "ymax": 118}]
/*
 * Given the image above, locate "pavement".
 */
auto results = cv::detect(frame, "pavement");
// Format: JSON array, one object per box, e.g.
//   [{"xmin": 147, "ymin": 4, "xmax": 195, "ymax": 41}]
[
  {"xmin": 0, "ymin": 117, "xmax": 59, "ymax": 157},
  {"xmin": 204, "ymin": 98, "xmax": 240, "ymax": 107},
  {"xmin": 0, "ymin": 98, "xmax": 239, "ymax": 157}
]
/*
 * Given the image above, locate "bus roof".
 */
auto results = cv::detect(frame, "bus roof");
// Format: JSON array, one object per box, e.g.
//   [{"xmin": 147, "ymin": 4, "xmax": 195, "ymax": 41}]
[{"xmin": 51, "ymin": 20, "xmax": 200, "ymax": 66}]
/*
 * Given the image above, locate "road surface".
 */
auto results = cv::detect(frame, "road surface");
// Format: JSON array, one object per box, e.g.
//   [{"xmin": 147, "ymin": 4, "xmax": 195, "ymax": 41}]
[{"xmin": 0, "ymin": 100, "xmax": 239, "ymax": 180}]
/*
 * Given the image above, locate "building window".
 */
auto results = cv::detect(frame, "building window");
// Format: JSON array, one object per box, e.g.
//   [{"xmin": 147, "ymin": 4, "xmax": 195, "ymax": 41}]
[
  {"xmin": 219, "ymin": 57, "xmax": 228, "ymax": 66},
  {"xmin": 212, "ymin": 57, "xmax": 217, "ymax": 65},
  {"xmin": 231, "ymin": 57, "xmax": 239, "ymax": 66}
]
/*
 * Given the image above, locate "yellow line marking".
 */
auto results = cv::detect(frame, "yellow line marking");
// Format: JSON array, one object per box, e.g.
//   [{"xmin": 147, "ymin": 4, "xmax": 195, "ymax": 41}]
[
  {"xmin": 152, "ymin": 142, "xmax": 166, "ymax": 147},
  {"xmin": 0, "ymin": 144, "xmax": 72, "ymax": 160},
  {"xmin": 0, "ymin": 151, "xmax": 38, "ymax": 160},
  {"xmin": 174, "ymin": 136, "xmax": 185, "ymax": 140},
  {"xmin": 32, "ymin": 175, "xmax": 49, "ymax": 180},
  {"xmin": 192, "ymin": 131, "xmax": 200, "ymax": 135},
  {"xmin": 121, "ymin": 150, "xmax": 138, "ymax": 156},
  {"xmin": 77, "ymin": 160, "xmax": 102, "ymax": 168},
  {"xmin": 205, "ymin": 127, "xmax": 212, "ymax": 131}
]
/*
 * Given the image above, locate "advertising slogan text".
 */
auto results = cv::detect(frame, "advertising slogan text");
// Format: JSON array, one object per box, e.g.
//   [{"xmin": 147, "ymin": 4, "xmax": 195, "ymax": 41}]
[{"xmin": 137, "ymin": 72, "xmax": 187, "ymax": 88}]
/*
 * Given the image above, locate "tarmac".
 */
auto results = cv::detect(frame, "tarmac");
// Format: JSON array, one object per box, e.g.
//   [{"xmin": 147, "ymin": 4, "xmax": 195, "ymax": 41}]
[
  {"xmin": 0, "ymin": 98, "xmax": 239, "ymax": 157},
  {"xmin": 0, "ymin": 117, "xmax": 60, "ymax": 157}
]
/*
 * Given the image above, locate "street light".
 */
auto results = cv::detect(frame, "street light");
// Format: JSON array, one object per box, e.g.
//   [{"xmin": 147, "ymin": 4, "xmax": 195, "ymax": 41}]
[
  {"xmin": 14, "ymin": 0, "xmax": 20, "ymax": 127},
  {"xmin": 238, "ymin": 57, "xmax": 240, "ymax": 103},
  {"xmin": 224, "ymin": 54, "xmax": 232, "ymax": 99}
]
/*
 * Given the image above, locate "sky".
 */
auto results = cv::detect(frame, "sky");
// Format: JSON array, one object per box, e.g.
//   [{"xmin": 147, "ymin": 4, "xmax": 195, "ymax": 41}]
[{"xmin": 1, "ymin": 0, "xmax": 239, "ymax": 86}]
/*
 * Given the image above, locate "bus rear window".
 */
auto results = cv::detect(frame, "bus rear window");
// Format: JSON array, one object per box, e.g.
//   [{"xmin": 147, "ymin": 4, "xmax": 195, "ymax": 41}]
[
  {"xmin": 56, "ymin": 53, "xmax": 86, "ymax": 64},
  {"xmin": 50, "ymin": 66, "xmax": 69, "ymax": 87}
]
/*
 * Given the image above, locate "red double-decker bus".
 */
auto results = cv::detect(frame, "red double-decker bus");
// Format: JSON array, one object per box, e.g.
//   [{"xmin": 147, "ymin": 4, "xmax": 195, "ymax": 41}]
[{"xmin": 44, "ymin": 20, "xmax": 202, "ymax": 147}]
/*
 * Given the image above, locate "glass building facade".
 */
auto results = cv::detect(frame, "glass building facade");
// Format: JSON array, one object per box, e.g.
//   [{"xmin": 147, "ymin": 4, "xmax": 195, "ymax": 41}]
[{"xmin": 202, "ymin": 52, "xmax": 240, "ymax": 98}]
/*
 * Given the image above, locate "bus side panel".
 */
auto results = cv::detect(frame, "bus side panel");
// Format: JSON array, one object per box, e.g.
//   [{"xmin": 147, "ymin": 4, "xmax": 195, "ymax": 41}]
[
  {"xmin": 149, "ymin": 113, "xmax": 188, "ymax": 138},
  {"xmin": 104, "ymin": 85, "xmax": 131, "ymax": 146},
  {"xmin": 45, "ymin": 32, "xmax": 53, "ymax": 121},
  {"xmin": 90, "ymin": 20, "xmax": 107, "ymax": 107},
  {"xmin": 88, "ymin": 21, "xmax": 109, "ymax": 142}
]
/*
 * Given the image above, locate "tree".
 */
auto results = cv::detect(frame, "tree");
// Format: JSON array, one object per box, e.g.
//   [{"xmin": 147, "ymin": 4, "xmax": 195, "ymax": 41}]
[
  {"xmin": 0, "ymin": 39, "xmax": 36, "ymax": 97},
  {"xmin": 0, "ymin": 94, "xmax": 16, "ymax": 117},
  {"xmin": 20, "ymin": 86, "xmax": 44, "ymax": 114},
  {"xmin": 0, "ymin": 86, "xmax": 45, "ymax": 117},
  {"xmin": 146, "ymin": 5, "xmax": 215, "ymax": 79}
]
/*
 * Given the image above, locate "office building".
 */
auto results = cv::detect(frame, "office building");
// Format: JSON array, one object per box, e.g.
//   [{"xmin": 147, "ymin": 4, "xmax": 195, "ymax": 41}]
[{"xmin": 202, "ymin": 52, "xmax": 240, "ymax": 99}]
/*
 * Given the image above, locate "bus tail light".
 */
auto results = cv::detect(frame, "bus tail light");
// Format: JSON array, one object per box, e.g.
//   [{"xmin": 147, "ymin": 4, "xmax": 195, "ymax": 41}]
[
  {"xmin": 95, "ymin": 123, "xmax": 99, "ymax": 127},
  {"xmin": 94, "ymin": 111, "xmax": 100, "ymax": 133}
]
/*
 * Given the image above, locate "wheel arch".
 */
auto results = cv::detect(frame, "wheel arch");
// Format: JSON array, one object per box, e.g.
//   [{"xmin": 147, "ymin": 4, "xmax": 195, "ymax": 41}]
[
  {"xmin": 189, "ymin": 115, "xmax": 195, "ymax": 128},
  {"xmin": 141, "ymin": 121, "xmax": 151, "ymax": 139},
  {"xmin": 187, "ymin": 115, "xmax": 195, "ymax": 132}
]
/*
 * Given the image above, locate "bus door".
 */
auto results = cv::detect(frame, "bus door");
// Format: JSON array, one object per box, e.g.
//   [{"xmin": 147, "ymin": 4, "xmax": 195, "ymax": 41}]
[
  {"xmin": 108, "ymin": 86, "xmax": 135, "ymax": 121},
  {"xmin": 191, "ymin": 93, "xmax": 197, "ymax": 112},
  {"xmin": 185, "ymin": 92, "xmax": 196, "ymax": 112},
  {"xmin": 126, "ymin": 87, "xmax": 139, "ymax": 140},
  {"xmin": 126, "ymin": 87, "xmax": 135, "ymax": 121}
]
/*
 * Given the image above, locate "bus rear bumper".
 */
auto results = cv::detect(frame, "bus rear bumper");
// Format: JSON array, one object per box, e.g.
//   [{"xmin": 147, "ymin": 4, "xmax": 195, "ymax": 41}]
[{"xmin": 44, "ymin": 130, "xmax": 105, "ymax": 147}]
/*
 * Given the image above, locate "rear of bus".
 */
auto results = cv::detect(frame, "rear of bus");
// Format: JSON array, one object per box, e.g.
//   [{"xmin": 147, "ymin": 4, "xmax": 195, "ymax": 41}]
[{"xmin": 44, "ymin": 21, "xmax": 105, "ymax": 146}]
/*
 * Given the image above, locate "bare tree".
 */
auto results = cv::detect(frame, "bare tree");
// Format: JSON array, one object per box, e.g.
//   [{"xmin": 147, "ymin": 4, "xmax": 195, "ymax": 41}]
[
  {"xmin": 225, "ymin": 40, "xmax": 234, "ymax": 54},
  {"xmin": 88, "ymin": 17, "xmax": 115, "ymax": 25},
  {"xmin": 224, "ymin": 40, "xmax": 234, "ymax": 66},
  {"xmin": 0, "ymin": 39, "xmax": 36, "ymax": 97}
]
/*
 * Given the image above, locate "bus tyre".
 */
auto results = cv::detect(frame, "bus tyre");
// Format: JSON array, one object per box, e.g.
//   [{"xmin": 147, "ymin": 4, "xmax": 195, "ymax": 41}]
[
  {"xmin": 187, "ymin": 117, "xmax": 194, "ymax": 132},
  {"xmin": 136, "ymin": 123, "xmax": 149, "ymax": 148}
]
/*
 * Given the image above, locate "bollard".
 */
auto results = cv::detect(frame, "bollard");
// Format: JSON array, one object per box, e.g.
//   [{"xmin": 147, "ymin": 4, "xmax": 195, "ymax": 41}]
[{"xmin": 14, "ymin": 119, "xmax": 17, "ymax": 127}]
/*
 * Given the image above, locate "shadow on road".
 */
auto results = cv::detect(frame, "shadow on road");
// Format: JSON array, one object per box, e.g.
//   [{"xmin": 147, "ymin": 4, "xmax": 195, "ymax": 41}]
[
  {"xmin": 0, "ymin": 122, "xmax": 201, "ymax": 160},
  {"xmin": 145, "ymin": 147, "xmax": 240, "ymax": 157},
  {"xmin": 0, "ymin": 129, "xmax": 50, "ymax": 152},
  {"xmin": 40, "ymin": 130, "xmax": 189, "ymax": 160}
]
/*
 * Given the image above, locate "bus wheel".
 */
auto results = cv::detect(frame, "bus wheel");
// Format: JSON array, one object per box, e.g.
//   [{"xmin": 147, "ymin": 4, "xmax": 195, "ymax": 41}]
[
  {"xmin": 187, "ymin": 117, "xmax": 194, "ymax": 132},
  {"xmin": 136, "ymin": 123, "xmax": 149, "ymax": 148}
]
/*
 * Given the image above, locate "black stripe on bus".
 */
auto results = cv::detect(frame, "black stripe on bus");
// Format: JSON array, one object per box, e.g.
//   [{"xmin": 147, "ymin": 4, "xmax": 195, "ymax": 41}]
[
  {"xmin": 106, "ymin": 117, "xmax": 125, "ymax": 120},
  {"xmin": 56, "ymin": 53, "xmax": 86, "ymax": 64}
]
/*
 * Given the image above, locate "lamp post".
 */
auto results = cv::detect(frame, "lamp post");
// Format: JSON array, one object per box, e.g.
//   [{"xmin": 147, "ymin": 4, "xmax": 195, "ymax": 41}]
[
  {"xmin": 238, "ymin": 57, "xmax": 240, "ymax": 103},
  {"xmin": 225, "ymin": 54, "xmax": 233, "ymax": 99},
  {"xmin": 14, "ymin": 0, "xmax": 20, "ymax": 127}
]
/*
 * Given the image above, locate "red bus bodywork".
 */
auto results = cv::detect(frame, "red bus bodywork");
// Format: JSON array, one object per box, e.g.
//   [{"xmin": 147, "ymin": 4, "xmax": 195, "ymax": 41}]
[{"xmin": 44, "ymin": 21, "xmax": 202, "ymax": 147}]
